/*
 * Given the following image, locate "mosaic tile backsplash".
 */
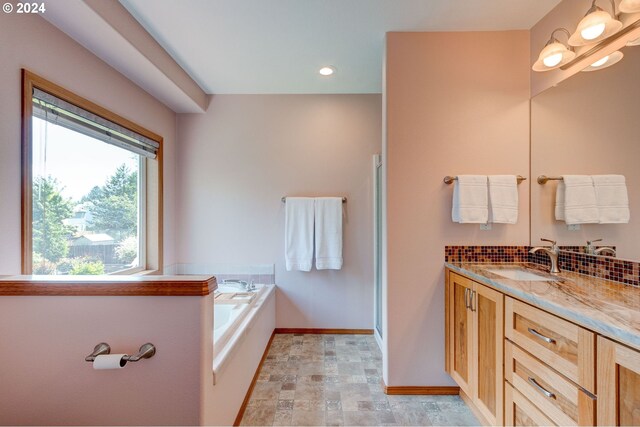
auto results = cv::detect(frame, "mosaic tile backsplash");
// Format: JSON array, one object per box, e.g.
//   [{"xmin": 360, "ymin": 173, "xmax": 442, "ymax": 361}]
[{"xmin": 445, "ymin": 245, "xmax": 640, "ymax": 288}]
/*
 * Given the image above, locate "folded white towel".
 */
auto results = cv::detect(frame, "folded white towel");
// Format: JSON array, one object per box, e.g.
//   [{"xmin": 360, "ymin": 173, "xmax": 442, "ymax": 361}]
[
  {"xmin": 315, "ymin": 197, "xmax": 343, "ymax": 270},
  {"xmin": 488, "ymin": 175, "xmax": 518, "ymax": 224},
  {"xmin": 285, "ymin": 197, "xmax": 315, "ymax": 272},
  {"xmin": 592, "ymin": 175, "xmax": 630, "ymax": 224},
  {"xmin": 560, "ymin": 175, "xmax": 599, "ymax": 225},
  {"xmin": 555, "ymin": 181, "xmax": 566, "ymax": 221},
  {"xmin": 452, "ymin": 175, "xmax": 488, "ymax": 224}
]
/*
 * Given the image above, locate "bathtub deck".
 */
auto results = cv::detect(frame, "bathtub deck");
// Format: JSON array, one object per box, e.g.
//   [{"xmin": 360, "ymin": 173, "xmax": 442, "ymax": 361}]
[{"xmin": 239, "ymin": 334, "xmax": 478, "ymax": 426}]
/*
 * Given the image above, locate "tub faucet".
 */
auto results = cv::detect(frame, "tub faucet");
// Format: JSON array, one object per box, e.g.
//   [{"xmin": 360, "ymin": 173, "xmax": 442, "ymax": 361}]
[{"xmin": 530, "ymin": 238, "xmax": 561, "ymax": 274}]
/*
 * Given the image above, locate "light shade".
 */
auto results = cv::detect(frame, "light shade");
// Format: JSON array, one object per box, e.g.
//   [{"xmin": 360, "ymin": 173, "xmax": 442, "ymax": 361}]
[
  {"xmin": 619, "ymin": 0, "xmax": 640, "ymax": 13},
  {"xmin": 627, "ymin": 36, "xmax": 640, "ymax": 46},
  {"xmin": 582, "ymin": 50, "xmax": 624, "ymax": 72},
  {"xmin": 532, "ymin": 41, "xmax": 576, "ymax": 72},
  {"xmin": 569, "ymin": 6, "xmax": 623, "ymax": 46}
]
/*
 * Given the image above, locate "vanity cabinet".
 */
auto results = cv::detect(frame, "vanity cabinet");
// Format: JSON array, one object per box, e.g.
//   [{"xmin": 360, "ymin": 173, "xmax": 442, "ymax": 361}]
[
  {"xmin": 446, "ymin": 272, "xmax": 503, "ymax": 426},
  {"xmin": 597, "ymin": 336, "xmax": 640, "ymax": 426}
]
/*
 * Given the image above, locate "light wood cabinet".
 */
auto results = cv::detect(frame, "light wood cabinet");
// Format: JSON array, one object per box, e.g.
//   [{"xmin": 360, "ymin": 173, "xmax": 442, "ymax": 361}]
[
  {"xmin": 597, "ymin": 336, "xmax": 640, "ymax": 426},
  {"xmin": 505, "ymin": 382, "xmax": 556, "ymax": 426},
  {"xmin": 446, "ymin": 272, "xmax": 503, "ymax": 425}
]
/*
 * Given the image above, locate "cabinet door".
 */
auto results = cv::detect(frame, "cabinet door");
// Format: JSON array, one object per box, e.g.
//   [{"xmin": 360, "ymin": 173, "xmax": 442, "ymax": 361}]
[
  {"xmin": 598, "ymin": 336, "xmax": 640, "ymax": 426},
  {"xmin": 446, "ymin": 272, "xmax": 474, "ymax": 396},
  {"xmin": 473, "ymin": 282, "xmax": 504, "ymax": 426},
  {"xmin": 505, "ymin": 382, "xmax": 555, "ymax": 426}
]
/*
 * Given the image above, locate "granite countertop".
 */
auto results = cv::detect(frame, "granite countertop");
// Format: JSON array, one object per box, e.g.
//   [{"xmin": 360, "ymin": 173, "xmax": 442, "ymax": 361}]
[{"xmin": 445, "ymin": 262, "xmax": 640, "ymax": 351}]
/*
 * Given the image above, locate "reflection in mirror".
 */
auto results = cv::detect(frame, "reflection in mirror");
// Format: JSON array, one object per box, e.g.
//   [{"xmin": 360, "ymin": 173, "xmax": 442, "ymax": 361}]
[{"xmin": 531, "ymin": 44, "xmax": 640, "ymax": 261}]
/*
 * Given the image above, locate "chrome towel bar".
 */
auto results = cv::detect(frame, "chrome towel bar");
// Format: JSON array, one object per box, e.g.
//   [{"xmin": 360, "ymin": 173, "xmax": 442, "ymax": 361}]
[
  {"xmin": 443, "ymin": 175, "xmax": 527, "ymax": 185},
  {"xmin": 537, "ymin": 175, "xmax": 564, "ymax": 184},
  {"xmin": 281, "ymin": 196, "xmax": 346, "ymax": 203}
]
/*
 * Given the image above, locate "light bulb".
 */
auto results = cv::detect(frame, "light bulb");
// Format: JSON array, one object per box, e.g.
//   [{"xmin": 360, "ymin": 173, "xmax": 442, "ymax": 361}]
[
  {"xmin": 543, "ymin": 53, "xmax": 563, "ymax": 67},
  {"xmin": 581, "ymin": 23, "xmax": 606, "ymax": 40},
  {"xmin": 319, "ymin": 66, "xmax": 335, "ymax": 76},
  {"xmin": 591, "ymin": 55, "xmax": 610, "ymax": 67}
]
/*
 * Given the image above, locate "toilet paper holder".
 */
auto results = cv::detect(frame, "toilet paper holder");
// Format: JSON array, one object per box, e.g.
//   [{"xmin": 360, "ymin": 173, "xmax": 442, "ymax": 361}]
[{"xmin": 85, "ymin": 342, "xmax": 156, "ymax": 362}]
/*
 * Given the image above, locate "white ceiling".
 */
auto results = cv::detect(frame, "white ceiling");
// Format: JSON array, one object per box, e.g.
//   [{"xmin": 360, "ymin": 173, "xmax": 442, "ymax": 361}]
[{"xmin": 120, "ymin": 0, "xmax": 560, "ymax": 94}]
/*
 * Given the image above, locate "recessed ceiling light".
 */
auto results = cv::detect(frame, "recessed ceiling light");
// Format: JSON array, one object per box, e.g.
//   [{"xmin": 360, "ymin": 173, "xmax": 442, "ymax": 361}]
[{"xmin": 319, "ymin": 66, "xmax": 335, "ymax": 76}]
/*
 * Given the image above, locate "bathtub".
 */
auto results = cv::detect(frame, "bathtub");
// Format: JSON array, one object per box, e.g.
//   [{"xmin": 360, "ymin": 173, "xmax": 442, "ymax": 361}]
[{"xmin": 205, "ymin": 284, "xmax": 276, "ymax": 425}]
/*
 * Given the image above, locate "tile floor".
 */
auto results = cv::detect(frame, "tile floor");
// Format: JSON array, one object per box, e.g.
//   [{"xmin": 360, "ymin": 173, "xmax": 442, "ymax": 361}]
[{"xmin": 240, "ymin": 334, "xmax": 479, "ymax": 426}]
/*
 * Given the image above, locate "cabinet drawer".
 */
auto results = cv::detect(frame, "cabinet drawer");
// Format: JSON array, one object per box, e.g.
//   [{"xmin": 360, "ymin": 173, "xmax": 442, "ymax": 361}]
[
  {"xmin": 505, "ymin": 341, "xmax": 595, "ymax": 426},
  {"xmin": 505, "ymin": 382, "xmax": 555, "ymax": 426},
  {"xmin": 505, "ymin": 297, "xmax": 595, "ymax": 392}
]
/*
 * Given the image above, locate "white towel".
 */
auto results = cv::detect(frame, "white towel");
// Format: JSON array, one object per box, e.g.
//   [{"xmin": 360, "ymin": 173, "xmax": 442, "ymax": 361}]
[
  {"xmin": 555, "ymin": 181, "xmax": 566, "ymax": 221},
  {"xmin": 315, "ymin": 197, "xmax": 343, "ymax": 270},
  {"xmin": 488, "ymin": 175, "xmax": 518, "ymax": 224},
  {"xmin": 285, "ymin": 197, "xmax": 315, "ymax": 271},
  {"xmin": 592, "ymin": 175, "xmax": 630, "ymax": 223},
  {"xmin": 559, "ymin": 175, "xmax": 599, "ymax": 225},
  {"xmin": 452, "ymin": 175, "xmax": 488, "ymax": 223}
]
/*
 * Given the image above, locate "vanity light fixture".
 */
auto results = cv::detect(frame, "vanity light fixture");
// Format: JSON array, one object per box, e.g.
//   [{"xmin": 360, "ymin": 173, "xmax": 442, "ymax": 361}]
[
  {"xmin": 532, "ymin": 28, "xmax": 576, "ymax": 72},
  {"xmin": 568, "ymin": 0, "xmax": 623, "ymax": 47},
  {"xmin": 582, "ymin": 50, "xmax": 624, "ymax": 71},
  {"xmin": 319, "ymin": 66, "xmax": 335, "ymax": 76},
  {"xmin": 619, "ymin": 0, "xmax": 640, "ymax": 13},
  {"xmin": 627, "ymin": 36, "xmax": 640, "ymax": 46}
]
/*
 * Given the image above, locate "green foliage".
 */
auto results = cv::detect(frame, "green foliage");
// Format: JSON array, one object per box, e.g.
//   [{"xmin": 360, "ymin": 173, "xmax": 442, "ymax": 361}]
[
  {"xmin": 70, "ymin": 258, "xmax": 105, "ymax": 275},
  {"xmin": 85, "ymin": 164, "xmax": 138, "ymax": 241},
  {"xmin": 32, "ymin": 176, "xmax": 74, "ymax": 263}
]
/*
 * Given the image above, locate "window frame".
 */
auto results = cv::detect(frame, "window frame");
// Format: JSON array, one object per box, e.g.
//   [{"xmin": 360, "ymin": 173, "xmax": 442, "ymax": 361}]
[{"xmin": 21, "ymin": 70, "xmax": 163, "ymax": 275}]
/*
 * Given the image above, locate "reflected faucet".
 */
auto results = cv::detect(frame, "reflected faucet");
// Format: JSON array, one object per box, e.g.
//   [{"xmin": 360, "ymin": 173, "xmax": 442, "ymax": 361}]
[
  {"xmin": 594, "ymin": 247, "xmax": 617, "ymax": 257},
  {"xmin": 530, "ymin": 238, "xmax": 561, "ymax": 274}
]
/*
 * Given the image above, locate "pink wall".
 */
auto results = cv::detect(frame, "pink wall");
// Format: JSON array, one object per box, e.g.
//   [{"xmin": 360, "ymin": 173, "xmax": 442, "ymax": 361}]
[
  {"xmin": 0, "ymin": 12, "xmax": 177, "ymax": 273},
  {"xmin": 531, "ymin": 48, "xmax": 640, "ymax": 259},
  {"xmin": 0, "ymin": 294, "xmax": 213, "ymax": 425},
  {"xmin": 384, "ymin": 31, "xmax": 530, "ymax": 386},
  {"xmin": 176, "ymin": 95, "xmax": 381, "ymax": 329}
]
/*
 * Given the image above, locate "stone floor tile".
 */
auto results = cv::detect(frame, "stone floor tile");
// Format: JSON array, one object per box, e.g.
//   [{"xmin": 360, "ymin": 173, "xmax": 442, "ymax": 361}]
[{"xmin": 291, "ymin": 410, "xmax": 326, "ymax": 426}]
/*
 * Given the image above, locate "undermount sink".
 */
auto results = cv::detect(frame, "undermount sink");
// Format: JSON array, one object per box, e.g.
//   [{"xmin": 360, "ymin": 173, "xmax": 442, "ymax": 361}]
[{"xmin": 486, "ymin": 268, "xmax": 553, "ymax": 282}]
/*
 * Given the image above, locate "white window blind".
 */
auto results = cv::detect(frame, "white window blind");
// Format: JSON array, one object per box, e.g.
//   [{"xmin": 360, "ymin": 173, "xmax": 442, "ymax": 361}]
[{"xmin": 32, "ymin": 88, "xmax": 159, "ymax": 159}]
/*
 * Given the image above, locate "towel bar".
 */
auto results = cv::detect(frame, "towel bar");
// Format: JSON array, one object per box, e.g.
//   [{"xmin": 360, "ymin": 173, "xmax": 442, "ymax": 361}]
[
  {"xmin": 537, "ymin": 175, "xmax": 563, "ymax": 184},
  {"xmin": 443, "ymin": 175, "xmax": 526, "ymax": 185},
  {"xmin": 281, "ymin": 196, "xmax": 346, "ymax": 203}
]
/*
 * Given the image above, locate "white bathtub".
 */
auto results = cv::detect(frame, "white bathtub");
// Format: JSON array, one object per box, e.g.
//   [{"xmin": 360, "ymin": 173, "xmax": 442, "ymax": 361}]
[{"xmin": 204, "ymin": 284, "xmax": 276, "ymax": 425}]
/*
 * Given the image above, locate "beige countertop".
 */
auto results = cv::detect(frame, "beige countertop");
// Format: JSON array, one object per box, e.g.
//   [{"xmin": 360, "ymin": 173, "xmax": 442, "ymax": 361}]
[{"xmin": 446, "ymin": 262, "xmax": 640, "ymax": 351}]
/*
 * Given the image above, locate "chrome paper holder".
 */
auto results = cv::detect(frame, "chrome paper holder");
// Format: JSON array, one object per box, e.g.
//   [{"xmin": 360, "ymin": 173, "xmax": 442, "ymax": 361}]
[{"xmin": 85, "ymin": 342, "xmax": 156, "ymax": 363}]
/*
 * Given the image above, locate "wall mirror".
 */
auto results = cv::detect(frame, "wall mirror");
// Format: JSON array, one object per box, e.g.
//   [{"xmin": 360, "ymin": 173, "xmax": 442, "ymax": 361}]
[{"xmin": 531, "ymin": 44, "xmax": 640, "ymax": 261}]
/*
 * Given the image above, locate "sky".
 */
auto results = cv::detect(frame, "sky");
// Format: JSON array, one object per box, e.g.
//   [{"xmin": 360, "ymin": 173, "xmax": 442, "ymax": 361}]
[{"xmin": 32, "ymin": 117, "xmax": 139, "ymax": 202}]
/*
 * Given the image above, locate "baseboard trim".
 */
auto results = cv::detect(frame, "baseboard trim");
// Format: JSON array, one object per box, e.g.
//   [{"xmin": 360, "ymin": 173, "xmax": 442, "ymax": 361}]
[
  {"xmin": 233, "ymin": 330, "xmax": 276, "ymax": 426},
  {"xmin": 382, "ymin": 382, "xmax": 460, "ymax": 395},
  {"xmin": 274, "ymin": 328, "xmax": 374, "ymax": 335}
]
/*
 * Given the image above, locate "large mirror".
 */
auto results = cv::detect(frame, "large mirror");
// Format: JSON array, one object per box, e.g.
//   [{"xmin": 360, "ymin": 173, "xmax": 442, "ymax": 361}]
[{"xmin": 531, "ymin": 45, "xmax": 640, "ymax": 261}]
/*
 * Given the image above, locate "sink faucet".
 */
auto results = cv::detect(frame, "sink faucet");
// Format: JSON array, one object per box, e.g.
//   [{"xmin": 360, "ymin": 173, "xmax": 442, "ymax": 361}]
[
  {"xmin": 594, "ymin": 246, "xmax": 616, "ymax": 257},
  {"xmin": 586, "ymin": 239, "xmax": 602, "ymax": 255},
  {"xmin": 530, "ymin": 238, "xmax": 560, "ymax": 274}
]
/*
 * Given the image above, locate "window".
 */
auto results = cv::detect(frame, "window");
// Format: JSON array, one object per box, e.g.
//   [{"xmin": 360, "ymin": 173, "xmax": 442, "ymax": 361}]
[{"xmin": 22, "ymin": 70, "xmax": 163, "ymax": 275}]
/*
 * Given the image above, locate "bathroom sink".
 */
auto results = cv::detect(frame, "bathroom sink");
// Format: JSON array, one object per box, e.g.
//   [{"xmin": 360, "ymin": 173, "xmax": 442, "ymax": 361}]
[{"xmin": 485, "ymin": 268, "xmax": 553, "ymax": 282}]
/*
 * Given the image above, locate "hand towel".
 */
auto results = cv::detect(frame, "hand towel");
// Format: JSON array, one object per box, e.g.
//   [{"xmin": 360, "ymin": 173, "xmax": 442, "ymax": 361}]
[
  {"xmin": 315, "ymin": 197, "xmax": 343, "ymax": 270},
  {"xmin": 555, "ymin": 181, "xmax": 566, "ymax": 221},
  {"xmin": 285, "ymin": 197, "xmax": 315, "ymax": 271},
  {"xmin": 488, "ymin": 175, "xmax": 518, "ymax": 224},
  {"xmin": 561, "ymin": 175, "xmax": 599, "ymax": 225},
  {"xmin": 592, "ymin": 175, "xmax": 630, "ymax": 223},
  {"xmin": 452, "ymin": 175, "xmax": 489, "ymax": 223}
]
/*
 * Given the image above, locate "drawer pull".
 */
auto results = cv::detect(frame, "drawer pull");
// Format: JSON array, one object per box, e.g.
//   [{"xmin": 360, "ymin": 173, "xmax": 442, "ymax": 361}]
[
  {"xmin": 527, "ymin": 327, "xmax": 556, "ymax": 344},
  {"xmin": 528, "ymin": 377, "xmax": 556, "ymax": 399},
  {"xmin": 464, "ymin": 288, "xmax": 470, "ymax": 309}
]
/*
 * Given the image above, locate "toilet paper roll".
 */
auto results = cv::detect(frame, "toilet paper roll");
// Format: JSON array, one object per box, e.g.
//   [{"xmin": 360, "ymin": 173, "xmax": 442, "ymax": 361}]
[{"xmin": 93, "ymin": 354, "xmax": 128, "ymax": 370}]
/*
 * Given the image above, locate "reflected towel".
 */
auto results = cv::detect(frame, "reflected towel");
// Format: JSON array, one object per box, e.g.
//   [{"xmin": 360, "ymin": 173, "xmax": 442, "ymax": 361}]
[
  {"xmin": 559, "ymin": 175, "xmax": 599, "ymax": 225},
  {"xmin": 592, "ymin": 175, "xmax": 630, "ymax": 223}
]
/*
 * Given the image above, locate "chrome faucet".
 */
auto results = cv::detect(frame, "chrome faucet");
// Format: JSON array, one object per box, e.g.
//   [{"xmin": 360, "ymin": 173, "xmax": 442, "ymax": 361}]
[
  {"xmin": 222, "ymin": 279, "xmax": 256, "ymax": 291},
  {"xmin": 530, "ymin": 238, "xmax": 561, "ymax": 274},
  {"xmin": 594, "ymin": 246, "xmax": 616, "ymax": 257},
  {"xmin": 586, "ymin": 239, "xmax": 602, "ymax": 255}
]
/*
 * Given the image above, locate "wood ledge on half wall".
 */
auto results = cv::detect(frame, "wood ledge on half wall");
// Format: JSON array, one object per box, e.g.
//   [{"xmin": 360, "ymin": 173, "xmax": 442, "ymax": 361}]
[{"xmin": 0, "ymin": 274, "xmax": 217, "ymax": 296}]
